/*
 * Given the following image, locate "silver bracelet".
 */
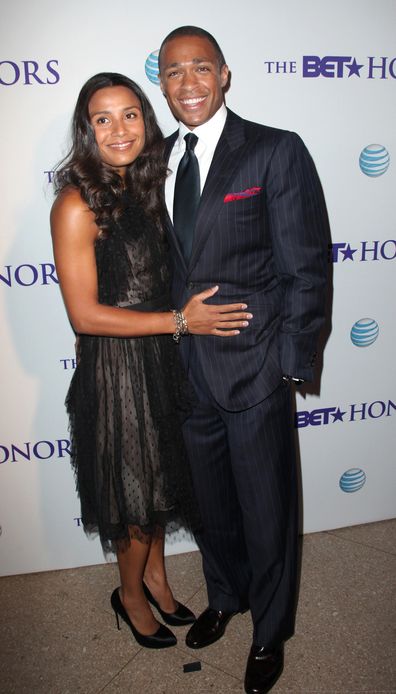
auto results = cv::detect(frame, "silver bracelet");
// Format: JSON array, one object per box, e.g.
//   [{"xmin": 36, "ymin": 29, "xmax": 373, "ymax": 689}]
[{"xmin": 171, "ymin": 309, "xmax": 189, "ymax": 343}]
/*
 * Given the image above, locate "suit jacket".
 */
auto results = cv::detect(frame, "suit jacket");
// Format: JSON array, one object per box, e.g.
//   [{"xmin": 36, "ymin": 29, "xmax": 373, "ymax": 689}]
[{"xmin": 165, "ymin": 109, "xmax": 329, "ymax": 411}]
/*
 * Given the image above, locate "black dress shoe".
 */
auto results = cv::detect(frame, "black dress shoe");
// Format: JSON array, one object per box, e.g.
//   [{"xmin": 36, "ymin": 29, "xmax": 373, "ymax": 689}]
[
  {"xmin": 143, "ymin": 583, "xmax": 196, "ymax": 626},
  {"xmin": 185, "ymin": 607, "xmax": 236, "ymax": 648},
  {"xmin": 244, "ymin": 643, "xmax": 284, "ymax": 694},
  {"xmin": 110, "ymin": 588, "xmax": 177, "ymax": 649}
]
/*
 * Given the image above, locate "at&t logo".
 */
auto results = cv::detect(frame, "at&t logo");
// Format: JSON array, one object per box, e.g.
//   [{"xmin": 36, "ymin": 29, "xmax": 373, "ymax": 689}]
[
  {"xmin": 359, "ymin": 145, "xmax": 390, "ymax": 177},
  {"xmin": 350, "ymin": 319, "xmax": 379, "ymax": 347},
  {"xmin": 0, "ymin": 60, "xmax": 60, "ymax": 86},
  {"xmin": 145, "ymin": 51, "xmax": 160, "ymax": 85},
  {"xmin": 339, "ymin": 468, "xmax": 366, "ymax": 493},
  {"xmin": 295, "ymin": 398, "xmax": 395, "ymax": 428}
]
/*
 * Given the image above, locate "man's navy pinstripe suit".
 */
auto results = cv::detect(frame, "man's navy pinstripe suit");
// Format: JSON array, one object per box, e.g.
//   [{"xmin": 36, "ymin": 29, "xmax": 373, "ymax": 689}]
[{"xmin": 165, "ymin": 108, "xmax": 329, "ymax": 648}]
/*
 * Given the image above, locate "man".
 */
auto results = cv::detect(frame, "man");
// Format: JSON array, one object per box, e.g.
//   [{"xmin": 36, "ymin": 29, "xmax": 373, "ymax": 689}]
[{"xmin": 159, "ymin": 26, "xmax": 329, "ymax": 694}]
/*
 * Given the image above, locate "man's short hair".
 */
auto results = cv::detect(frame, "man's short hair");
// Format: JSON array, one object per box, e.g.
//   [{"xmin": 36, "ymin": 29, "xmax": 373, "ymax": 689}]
[{"xmin": 159, "ymin": 26, "xmax": 226, "ymax": 70}]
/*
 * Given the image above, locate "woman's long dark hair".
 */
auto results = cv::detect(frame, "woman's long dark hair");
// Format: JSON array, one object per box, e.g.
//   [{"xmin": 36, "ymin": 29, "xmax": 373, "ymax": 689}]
[{"xmin": 54, "ymin": 73, "xmax": 167, "ymax": 233}]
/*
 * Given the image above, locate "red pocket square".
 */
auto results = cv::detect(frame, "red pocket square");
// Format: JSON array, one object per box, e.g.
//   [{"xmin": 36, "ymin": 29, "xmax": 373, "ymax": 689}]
[{"xmin": 224, "ymin": 187, "xmax": 262, "ymax": 203}]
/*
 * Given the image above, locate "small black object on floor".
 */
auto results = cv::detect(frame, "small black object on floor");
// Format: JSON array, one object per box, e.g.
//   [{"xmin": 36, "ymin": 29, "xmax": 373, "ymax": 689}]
[{"xmin": 183, "ymin": 661, "xmax": 202, "ymax": 673}]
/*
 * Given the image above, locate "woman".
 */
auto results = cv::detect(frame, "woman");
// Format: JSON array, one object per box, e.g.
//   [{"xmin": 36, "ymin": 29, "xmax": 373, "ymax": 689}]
[{"xmin": 51, "ymin": 73, "xmax": 250, "ymax": 649}]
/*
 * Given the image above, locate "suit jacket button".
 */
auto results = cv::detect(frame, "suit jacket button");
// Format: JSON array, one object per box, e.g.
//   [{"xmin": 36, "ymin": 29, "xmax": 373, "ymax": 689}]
[
  {"xmin": 310, "ymin": 352, "xmax": 317, "ymax": 366},
  {"xmin": 187, "ymin": 281, "xmax": 195, "ymax": 290}
]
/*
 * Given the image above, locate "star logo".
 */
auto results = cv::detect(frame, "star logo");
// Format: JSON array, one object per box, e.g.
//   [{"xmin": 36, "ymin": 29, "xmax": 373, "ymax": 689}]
[
  {"xmin": 341, "ymin": 244, "xmax": 357, "ymax": 261},
  {"xmin": 346, "ymin": 58, "xmax": 364, "ymax": 77},
  {"xmin": 332, "ymin": 408, "xmax": 346, "ymax": 423}
]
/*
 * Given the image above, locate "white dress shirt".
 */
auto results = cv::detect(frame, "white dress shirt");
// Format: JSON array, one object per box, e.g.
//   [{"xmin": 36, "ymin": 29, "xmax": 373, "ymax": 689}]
[{"xmin": 165, "ymin": 104, "xmax": 227, "ymax": 222}]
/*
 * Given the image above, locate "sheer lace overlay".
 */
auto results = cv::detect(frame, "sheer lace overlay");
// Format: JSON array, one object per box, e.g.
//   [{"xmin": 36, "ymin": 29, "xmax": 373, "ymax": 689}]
[{"xmin": 66, "ymin": 196, "xmax": 197, "ymax": 553}]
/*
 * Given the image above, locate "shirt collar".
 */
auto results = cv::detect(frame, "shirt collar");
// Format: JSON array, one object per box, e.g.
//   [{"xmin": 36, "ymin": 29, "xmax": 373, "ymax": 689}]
[{"xmin": 176, "ymin": 104, "xmax": 227, "ymax": 150}]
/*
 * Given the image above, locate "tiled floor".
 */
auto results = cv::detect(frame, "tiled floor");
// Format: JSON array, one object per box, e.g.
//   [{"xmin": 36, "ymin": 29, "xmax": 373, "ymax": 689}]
[{"xmin": 0, "ymin": 519, "xmax": 395, "ymax": 693}]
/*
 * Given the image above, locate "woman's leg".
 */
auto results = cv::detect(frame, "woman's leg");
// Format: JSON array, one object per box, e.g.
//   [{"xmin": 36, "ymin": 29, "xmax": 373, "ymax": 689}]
[
  {"xmin": 116, "ymin": 527, "xmax": 160, "ymax": 636},
  {"xmin": 143, "ymin": 531, "xmax": 177, "ymax": 613}
]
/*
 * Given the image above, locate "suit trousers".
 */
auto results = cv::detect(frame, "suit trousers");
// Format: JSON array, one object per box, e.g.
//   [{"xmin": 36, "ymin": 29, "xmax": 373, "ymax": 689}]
[{"xmin": 182, "ymin": 359, "xmax": 299, "ymax": 648}]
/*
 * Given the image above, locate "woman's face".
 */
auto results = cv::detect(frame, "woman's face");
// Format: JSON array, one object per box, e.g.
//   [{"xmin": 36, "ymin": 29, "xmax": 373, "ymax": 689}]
[{"xmin": 88, "ymin": 85, "xmax": 146, "ymax": 177}]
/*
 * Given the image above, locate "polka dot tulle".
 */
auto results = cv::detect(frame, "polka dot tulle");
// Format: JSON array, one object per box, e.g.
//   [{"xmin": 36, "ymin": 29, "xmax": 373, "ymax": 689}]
[{"xmin": 66, "ymin": 196, "xmax": 198, "ymax": 553}]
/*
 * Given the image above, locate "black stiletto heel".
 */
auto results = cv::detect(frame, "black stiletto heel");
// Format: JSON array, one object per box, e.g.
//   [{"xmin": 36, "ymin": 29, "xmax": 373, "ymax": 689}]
[
  {"xmin": 143, "ymin": 583, "xmax": 196, "ymax": 626},
  {"xmin": 110, "ymin": 587, "xmax": 177, "ymax": 649}
]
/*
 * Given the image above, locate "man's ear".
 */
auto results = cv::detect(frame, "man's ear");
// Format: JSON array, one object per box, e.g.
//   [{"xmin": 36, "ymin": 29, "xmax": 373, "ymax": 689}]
[{"xmin": 220, "ymin": 64, "xmax": 229, "ymax": 88}]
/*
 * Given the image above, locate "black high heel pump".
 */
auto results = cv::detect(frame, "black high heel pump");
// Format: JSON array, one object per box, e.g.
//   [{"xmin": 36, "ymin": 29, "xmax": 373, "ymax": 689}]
[
  {"xmin": 110, "ymin": 587, "xmax": 177, "ymax": 649},
  {"xmin": 143, "ymin": 583, "xmax": 196, "ymax": 626}
]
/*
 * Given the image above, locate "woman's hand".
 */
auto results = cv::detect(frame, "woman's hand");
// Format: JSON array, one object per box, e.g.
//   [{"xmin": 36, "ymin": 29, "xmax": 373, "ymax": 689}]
[{"xmin": 182, "ymin": 286, "xmax": 252, "ymax": 336}]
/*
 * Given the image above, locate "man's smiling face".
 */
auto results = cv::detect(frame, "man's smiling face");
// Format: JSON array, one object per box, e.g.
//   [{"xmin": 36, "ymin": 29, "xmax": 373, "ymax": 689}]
[{"xmin": 159, "ymin": 35, "xmax": 229, "ymax": 130}]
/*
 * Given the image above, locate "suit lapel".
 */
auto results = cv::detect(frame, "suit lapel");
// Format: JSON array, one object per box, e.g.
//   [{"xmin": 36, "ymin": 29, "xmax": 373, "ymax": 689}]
[
  {"xmin": 165, "ymin": 111, "xmax": 251, "ymax": 273},
  {"xmin": 188, "ymin": 110, "xmax": 249, "ymax": 271}
]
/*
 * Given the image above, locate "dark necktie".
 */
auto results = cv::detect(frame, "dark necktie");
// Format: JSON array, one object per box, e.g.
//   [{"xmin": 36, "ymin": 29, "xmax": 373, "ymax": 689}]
[{"xmin": 173, "ymin": 133, "xmax": 200, "ymax": 262}]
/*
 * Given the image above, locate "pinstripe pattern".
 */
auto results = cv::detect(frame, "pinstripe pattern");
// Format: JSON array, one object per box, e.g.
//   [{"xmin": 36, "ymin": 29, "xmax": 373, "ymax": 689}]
[
  {"xmin": 166, "ymin": 110, "xmax": 329, "ymax": 411},
  {"xmin": 165, "ymin": 109, "xmax": 329, "ymax": 648}
]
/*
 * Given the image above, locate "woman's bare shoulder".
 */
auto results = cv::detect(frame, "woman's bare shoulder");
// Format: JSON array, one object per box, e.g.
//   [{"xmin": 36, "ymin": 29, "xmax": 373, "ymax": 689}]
[
  {"xmin": 51, "ymin": 185, "xmax": 89, "ymax": 217},
  {"xmin": 51, "ymin": 186, "xmax": 96, "ymax": 238}
]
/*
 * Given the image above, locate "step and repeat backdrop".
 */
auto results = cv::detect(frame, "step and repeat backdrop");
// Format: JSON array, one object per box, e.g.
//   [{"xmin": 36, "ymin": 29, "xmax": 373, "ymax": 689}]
[{"xmin": 1, "ymin": 0, "xmax": 395, "ymax": 576}]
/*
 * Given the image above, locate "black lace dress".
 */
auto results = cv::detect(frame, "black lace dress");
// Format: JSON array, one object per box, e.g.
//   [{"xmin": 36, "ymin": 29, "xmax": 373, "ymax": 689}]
[{"xmin": 66, "ymin": 196, "xmax": 197, "ymax": 553}]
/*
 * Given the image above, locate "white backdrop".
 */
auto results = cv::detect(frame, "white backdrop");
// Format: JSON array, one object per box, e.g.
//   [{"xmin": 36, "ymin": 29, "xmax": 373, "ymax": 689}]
[{"xmin": 1, "ymin": 0, "xmax": 395, "ymax": 576}]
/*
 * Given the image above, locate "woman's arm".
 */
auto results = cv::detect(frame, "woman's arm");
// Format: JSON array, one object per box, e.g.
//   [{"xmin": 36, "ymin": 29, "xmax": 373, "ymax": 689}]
[{"xmin": 50, "ymin": 188, "xmax": 251, "ymax": 337}]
